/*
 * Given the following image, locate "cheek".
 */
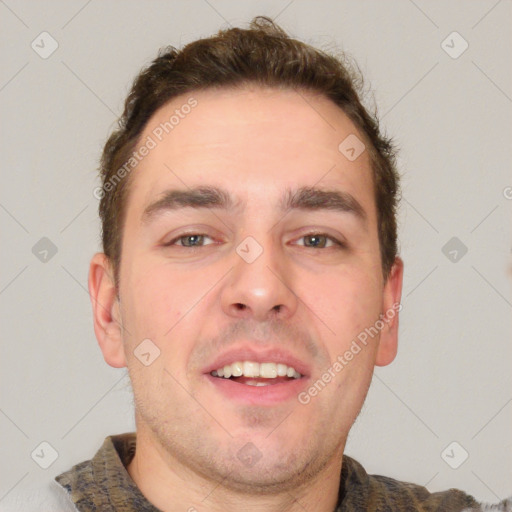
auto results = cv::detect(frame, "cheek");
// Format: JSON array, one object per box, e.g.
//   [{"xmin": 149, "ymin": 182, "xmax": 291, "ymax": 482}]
[
  {"xmin": 123, "ymin": 261, "xmax": 185, "ymax": 326},
  {"xmin": 121, "ymin": 261, "xmax": 205, "ymax": 373},
  {"xmin": 305, "ymin": 265, "xmax": 381, "ymax": 324},
  {"xmin": 305, "ymin": 266, "xmax": 382, "ymax": 364}
]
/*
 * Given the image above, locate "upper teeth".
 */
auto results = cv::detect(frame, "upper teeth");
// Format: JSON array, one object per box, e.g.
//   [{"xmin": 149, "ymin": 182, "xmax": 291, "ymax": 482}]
[{"xmin": 211, "ymin": 361, "xmax": 302, "ymax": 379}]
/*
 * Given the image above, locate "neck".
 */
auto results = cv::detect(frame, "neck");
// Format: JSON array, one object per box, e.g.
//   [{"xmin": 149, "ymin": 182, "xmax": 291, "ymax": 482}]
[{"xmin": 126, "ymin": 428, "xmax": 343, "ymax": 512}]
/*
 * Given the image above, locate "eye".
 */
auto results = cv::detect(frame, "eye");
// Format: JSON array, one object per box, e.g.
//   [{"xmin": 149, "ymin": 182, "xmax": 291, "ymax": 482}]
[
  {"xmin": 294, "ymin": 233, "xmax": 346, "ymax": 249},
  {"xmin": 164, "ymin": 234, "xmax": 215, "ymax": 248},
  {"xmin": 162, "ymin": 232, "xmax": 346, "ymax": 250}
]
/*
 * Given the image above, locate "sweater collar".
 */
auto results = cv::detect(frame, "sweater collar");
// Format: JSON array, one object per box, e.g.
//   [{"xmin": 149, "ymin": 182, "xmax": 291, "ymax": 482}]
[{"xmin": 55, "ymin": 432, "xmax": 367, "ymax": 511}]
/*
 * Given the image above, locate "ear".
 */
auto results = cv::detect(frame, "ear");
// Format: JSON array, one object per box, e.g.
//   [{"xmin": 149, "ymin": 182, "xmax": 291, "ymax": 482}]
[
  {"xmin": 375, "ymin": 256, "xmax": 404, "ymax": 367},
  {"xmin": 88, "ymin": 253, "xmax": 126, "ymax": 368}
]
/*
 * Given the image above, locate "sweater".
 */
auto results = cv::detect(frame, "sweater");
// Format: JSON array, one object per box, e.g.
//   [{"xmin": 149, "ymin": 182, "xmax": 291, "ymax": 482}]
[{"xmin": 49, "ymin": 432, "xmax": 502, "ymax": 511}]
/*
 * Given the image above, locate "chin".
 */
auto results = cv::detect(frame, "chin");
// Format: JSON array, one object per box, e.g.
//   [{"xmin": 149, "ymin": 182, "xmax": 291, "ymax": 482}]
[{"xmin": 206, "ymin": 449, "xmax": 324, "ymax": 495}]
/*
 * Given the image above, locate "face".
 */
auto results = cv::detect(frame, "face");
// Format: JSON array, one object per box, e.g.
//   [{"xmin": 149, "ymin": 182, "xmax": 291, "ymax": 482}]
[{"xmin": 90, "ymin": 86, "xmax": 403, "ymax": 493}]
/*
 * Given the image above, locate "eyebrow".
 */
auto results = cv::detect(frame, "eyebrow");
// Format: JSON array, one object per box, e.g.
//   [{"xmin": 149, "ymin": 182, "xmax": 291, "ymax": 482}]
[{"xmin": 141, "ymin": 185, "xmax": 368, "ymax": 227}]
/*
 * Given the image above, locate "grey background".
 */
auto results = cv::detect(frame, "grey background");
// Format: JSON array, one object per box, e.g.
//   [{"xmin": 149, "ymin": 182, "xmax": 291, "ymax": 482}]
[{"xmin": 1, "ymin": 0, "xmax": 511, "ymax": 507}]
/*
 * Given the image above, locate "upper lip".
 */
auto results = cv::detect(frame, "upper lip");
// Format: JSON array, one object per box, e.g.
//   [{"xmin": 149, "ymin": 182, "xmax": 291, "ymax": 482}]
[{"xmin": 202, "ymin": 344, "xmax": 311, "ymax": 377}]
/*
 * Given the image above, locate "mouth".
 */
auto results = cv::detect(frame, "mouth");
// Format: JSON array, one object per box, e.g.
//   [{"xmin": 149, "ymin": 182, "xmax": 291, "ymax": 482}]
[
  {"xmin": 210, "ymin": 361, "xmax": 302, "ymax": 387},
  {"xmin": 203, "ymin": 349, "xmax": 310, "ymax": 405}
]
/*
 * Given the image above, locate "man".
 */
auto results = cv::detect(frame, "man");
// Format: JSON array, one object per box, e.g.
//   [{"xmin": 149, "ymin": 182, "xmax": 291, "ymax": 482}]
[{"xmin": 51, "ymin": 16, "xmax": 501, "ymax": 512}]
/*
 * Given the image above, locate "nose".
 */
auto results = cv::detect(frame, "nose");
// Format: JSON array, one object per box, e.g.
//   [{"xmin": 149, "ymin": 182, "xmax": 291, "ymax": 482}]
[{"xmin": 220, "ymin": 235, "xmax": 299, "ymax": 323}]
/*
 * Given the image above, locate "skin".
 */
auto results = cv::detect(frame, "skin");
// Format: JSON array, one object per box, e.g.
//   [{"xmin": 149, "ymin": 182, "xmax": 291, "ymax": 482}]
[{"xmin": 89, "ymin": 86, "xmax": 404, "ymax": 512}]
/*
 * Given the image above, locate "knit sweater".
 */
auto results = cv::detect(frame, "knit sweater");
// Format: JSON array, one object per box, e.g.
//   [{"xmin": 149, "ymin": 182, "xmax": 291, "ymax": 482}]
[{"xmin": 51, "ymin": 432, "xmax": 496, "ymax": 511}]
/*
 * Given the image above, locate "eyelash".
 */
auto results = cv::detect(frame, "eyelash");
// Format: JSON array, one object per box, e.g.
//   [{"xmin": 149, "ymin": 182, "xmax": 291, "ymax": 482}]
[{"xmin": 163, "ymin": 233, "xmax": 346, "ymax": 250}]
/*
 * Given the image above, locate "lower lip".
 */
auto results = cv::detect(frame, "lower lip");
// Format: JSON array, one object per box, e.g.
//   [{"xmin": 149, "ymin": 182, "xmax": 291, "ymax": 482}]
[{"xmin": 205, "ymin": 374, "xmax": 309, "ymax": 405}]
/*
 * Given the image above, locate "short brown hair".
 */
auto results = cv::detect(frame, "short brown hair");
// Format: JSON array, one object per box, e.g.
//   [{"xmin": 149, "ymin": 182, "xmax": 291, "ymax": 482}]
[{"xmin": 98, "ymin": 16, "xmax": 400, "ymax": 287}]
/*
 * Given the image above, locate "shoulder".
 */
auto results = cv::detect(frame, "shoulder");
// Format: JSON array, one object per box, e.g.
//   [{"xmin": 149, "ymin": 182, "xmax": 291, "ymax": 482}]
[
  {"xmin": 368, "ymin": 472, "xmax": 478, "ymax": 511},
  {"xmin": 340, "ymin": 454, "xmax": 509, "ymax": 511}
]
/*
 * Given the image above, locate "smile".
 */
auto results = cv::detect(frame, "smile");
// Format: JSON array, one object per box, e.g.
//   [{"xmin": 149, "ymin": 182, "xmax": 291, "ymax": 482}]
[{"xmin": 211, "ymin": 361, "xmax": 302, "ymax": 386}]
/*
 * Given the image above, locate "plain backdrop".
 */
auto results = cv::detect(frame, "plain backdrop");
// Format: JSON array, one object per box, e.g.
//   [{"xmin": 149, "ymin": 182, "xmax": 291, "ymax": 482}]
[{"xmin": 1, "ymin": 0, "xmax": 511, "ymax": 508}]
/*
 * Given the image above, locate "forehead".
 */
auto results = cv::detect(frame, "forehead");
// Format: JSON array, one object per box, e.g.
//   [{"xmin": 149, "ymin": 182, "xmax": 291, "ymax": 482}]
[{"xmin": 125, "ymin": 86, "xmax": 375, "ymax": 221}]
